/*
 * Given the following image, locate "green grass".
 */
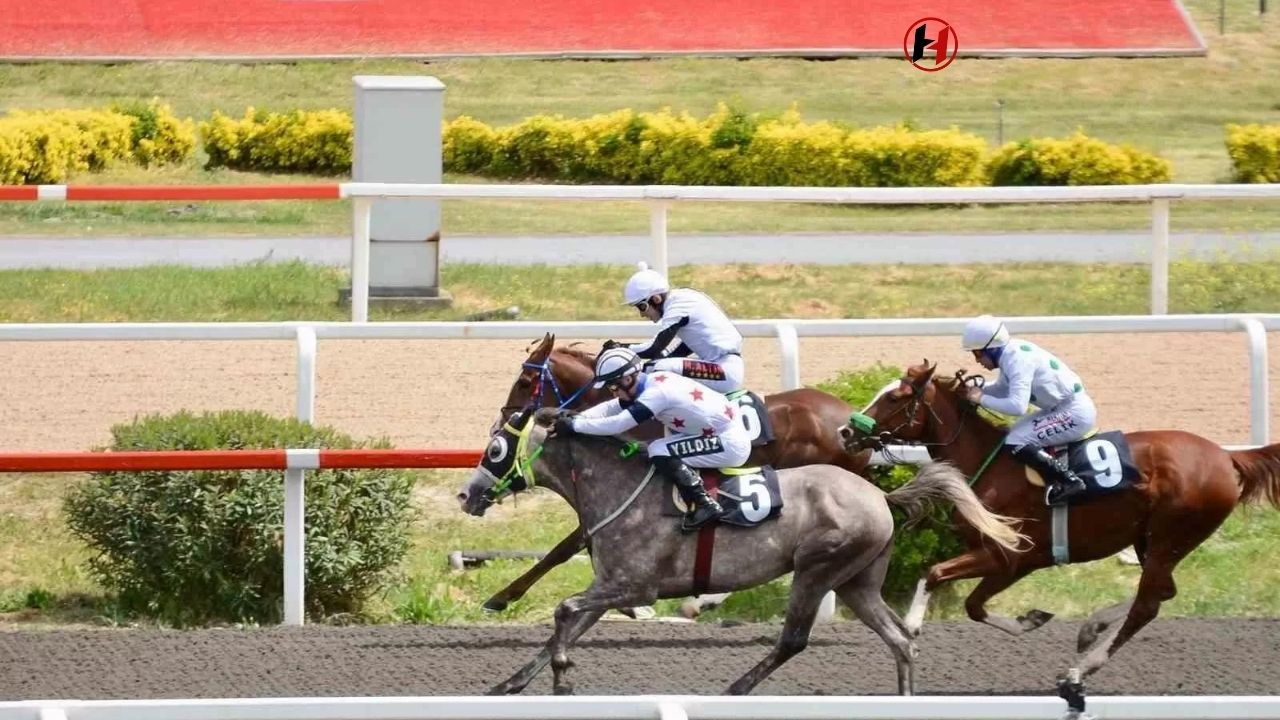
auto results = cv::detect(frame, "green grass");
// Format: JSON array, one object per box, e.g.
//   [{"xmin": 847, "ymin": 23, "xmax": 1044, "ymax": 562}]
[
  {"xmin": 0, "ymin": 0, "xmax": 1278, "ymax": 237},
  {"xmin": 2, "ymin": 258, "xmax": 1279, "ymax": 323},
  {"xmin": 7, "ymin": 467, "xmax": 1280, "ymax": 627}
]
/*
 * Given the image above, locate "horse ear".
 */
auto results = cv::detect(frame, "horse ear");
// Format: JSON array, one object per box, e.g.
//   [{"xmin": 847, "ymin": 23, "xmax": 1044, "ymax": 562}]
[{"xmin": 534, "ymin": 332, "xmax": 554, "ymax": 357}]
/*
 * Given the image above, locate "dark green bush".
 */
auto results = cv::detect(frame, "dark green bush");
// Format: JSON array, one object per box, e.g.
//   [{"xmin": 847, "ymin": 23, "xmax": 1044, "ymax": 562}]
[{"xmin": 63, "ymin": 410, "xmax": 415, "ymax": 626}]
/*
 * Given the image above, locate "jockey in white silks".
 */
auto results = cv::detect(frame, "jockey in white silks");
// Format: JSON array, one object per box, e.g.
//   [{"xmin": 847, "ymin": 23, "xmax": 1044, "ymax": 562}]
[
  {"xmin": 962, "ymin": 314, "xmax": 1095, "ymax": 506},
  {"xmin": 554, "ymin": 347, "xmax": 752, "ymax": 530},
  {"xmin": 602, "ymin": 262, "xmax": 745, "ymax": 396}
]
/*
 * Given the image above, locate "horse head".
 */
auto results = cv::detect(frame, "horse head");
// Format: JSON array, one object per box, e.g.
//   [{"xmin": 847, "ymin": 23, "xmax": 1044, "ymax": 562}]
[
  {"xmin": 462, "ymin": 405, "xmax": 557, "ymax": 516},
  {"xmin": 840, "ymin": 359, "xmax": 940, "ymax": 452},
  {"xmin": 492, "ymin": 333, "xmax": 601, "ymax": 435},
  {"xmin": 840, "ymin": 360, "xmax": 992, "ymax": 457}
]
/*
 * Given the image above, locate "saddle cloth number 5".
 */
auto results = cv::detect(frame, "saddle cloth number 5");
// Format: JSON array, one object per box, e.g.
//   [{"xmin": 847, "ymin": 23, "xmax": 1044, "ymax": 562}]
[{"xmin": 732, "ymin": 472, "xmax": 772, "ymax": 523}]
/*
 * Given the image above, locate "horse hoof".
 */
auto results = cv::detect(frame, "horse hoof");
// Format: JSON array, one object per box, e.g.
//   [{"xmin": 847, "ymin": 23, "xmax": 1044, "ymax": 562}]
[
  {"xmin": 680, "ymin": 600, "xmax": 702, "ymax": 619},
  {"xmin": 1019, "ymin": 609, "xmax": 1055, "ymax": 631},
  {"xmin": 482, "ymin": 598, "xmax": 509, "ymax": 613},
  {"xmin": 486, "ymin": 683, "xmax": 517, "ymax": 696},
  {"xmin": 553, "ymin": 684, "xmax": 575, "ymax": 696}
]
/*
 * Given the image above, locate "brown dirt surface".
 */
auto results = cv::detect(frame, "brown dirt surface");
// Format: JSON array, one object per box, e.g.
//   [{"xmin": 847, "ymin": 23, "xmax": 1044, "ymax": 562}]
[
  {"xmin": 1, "ymin": 333, "xmax": 1277, "ymax": 452},
  {"xmin": 1, "ymin": 619, "xmax": 1277, "ymax": 699}
]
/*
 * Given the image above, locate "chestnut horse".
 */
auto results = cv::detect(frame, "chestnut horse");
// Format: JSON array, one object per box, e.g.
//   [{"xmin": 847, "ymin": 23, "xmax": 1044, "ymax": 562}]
[
  {"xmin": 839, "ymin": 360, "xmax": 1280, "ymax": 691},
  {"xmin": 483, "ymin": 332, "xmax": 870, "ymax": 613}
]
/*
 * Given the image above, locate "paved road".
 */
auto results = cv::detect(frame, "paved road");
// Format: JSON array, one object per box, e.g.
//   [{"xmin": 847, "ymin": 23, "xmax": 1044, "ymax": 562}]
[{"xmin": 1, "ymin": 231, "xmax": 1278, "ymax": 269}]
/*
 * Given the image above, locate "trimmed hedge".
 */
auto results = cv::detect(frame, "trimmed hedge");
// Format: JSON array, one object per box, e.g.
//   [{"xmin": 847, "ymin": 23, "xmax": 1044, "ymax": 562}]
[
  {"xmin": 201, "ymin": 107, "xmax": 353, "ymax": 174},
  {"xmin": 1225, "ymin": 123, "xmax": 1280, "ymax": 183},
  {"xmin": 987, "ymin": 131, "xmax": 1172, "ymax": 186},
  {"xmin": 0, "ymin": 101, "xmax": 194, "ymax": 184},
  {"xmin": 63, "ymin": 410, "xmax": 416, "ymax": 626}
]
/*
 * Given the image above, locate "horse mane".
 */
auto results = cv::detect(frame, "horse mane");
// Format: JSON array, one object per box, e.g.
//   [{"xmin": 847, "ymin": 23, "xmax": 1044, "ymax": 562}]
[
  {"xmin": 554, "ymin": 344, "xmax": 597, "ymax": 365},
  {"xmin": 933, "ymin": 371, "xmax": 1011, "ymax": 432}
]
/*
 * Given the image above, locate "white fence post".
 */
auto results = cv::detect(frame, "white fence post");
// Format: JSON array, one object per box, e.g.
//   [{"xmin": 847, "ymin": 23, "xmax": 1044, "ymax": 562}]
[
  {"xmin": 283, "ymin": 465, "xmax": 307, "ymax": 626},
  {"xmin": 351, "ymin": 198, "xmax": 373, "ymax": 323},
  {"xmin": 1241, "ymin": 317, "xmax": 1271, "ymax": 445},
  {"xmin": 775, "ymin": 323, "xmax": 801, "ymax": 390},
  {"xmin": 295, "ymin": 326, "xmax": 317, "ymax": 424},
  {"xmin": 649, "ymin": 201, "xmax": 670, "ymax": 278},
  {"xmin": 1150, "ymin": 199, "xmax": 1171, "ymax": 315}
]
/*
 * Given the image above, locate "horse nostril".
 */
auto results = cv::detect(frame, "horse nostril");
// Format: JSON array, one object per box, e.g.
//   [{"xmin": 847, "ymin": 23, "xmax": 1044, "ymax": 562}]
[
  {"xmin": 838, "ymin": 426, "xmax": 853, "ymax": 441},
  {"xmin": 457, "ymin": 492, "xmax": 469, "ymax": 504}
]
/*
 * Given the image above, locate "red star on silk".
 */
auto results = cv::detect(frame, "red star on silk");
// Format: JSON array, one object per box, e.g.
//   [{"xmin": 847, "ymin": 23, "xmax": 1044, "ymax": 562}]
[
  {"xmin": 690, "ymin": 388, "xmax": 704, "ymax": 401},
  {"xmin": 653, "ymin": 374, "xmax": 668, "ymax": 383},
  {"xmin": 723, "ymin": 405, "xmax": 734, "ymax": 419},
  {"xmin": 672, "ymin": 417, "xmax": 685, "ymax": 429},
  {"xmin": 701, "ymin": 427, "xmax": 715, "ymax": 438}
]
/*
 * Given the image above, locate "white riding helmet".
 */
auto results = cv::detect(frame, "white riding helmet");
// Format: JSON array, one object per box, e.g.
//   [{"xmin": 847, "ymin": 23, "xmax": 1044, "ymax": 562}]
[
  {"xmin": 961, "ymin": 315, "xmax": 1010, "ymax": 351},
  {"xmin": 593, "ymin": 347, "xmax": 643, "ymax": 388},
  {"xmin": 622, "ymin": 261, "xmax": 669, "ymax": 306}
]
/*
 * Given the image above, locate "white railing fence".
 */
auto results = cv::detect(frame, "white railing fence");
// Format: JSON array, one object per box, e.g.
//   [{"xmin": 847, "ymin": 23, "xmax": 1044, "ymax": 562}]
[
  {"xmin": 4, "ymin": 694, "xmax": 1279, "ymax": 720},
  {"xmin": 342, "ymin": 182, "xmax": 1280, "ymax": 321},
  {"xmin": 1, "ymin": 313, "xmax": 1274, "ymax": 445}
]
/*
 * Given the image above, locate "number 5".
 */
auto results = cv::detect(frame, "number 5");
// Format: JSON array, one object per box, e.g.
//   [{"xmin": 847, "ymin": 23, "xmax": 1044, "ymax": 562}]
[{"xmin": 739, "ymin": 474, "xmax": 771, "ymax": 522}]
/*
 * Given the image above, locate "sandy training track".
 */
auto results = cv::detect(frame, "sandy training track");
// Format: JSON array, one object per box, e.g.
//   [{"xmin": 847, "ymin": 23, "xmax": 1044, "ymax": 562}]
[{"xmin": 0, "ymin": 333, "xmax": 1276, "ymax": 453}]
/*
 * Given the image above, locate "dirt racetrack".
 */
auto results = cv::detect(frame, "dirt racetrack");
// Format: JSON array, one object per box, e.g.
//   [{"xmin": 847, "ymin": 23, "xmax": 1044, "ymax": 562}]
[{"xmin": 2, "ymin": 619, "xmax": 1278, "ymax": 699}]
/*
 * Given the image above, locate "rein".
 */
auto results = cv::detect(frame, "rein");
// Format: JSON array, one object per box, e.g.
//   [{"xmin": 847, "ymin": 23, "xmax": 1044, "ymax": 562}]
[{"xmin": 851, "ymin": 375, "xmax": 1004, "ymax": 484}]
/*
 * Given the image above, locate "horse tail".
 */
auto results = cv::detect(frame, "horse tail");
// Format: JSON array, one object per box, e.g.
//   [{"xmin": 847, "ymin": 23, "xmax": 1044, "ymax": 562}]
[
  {"xmin": 1230, "ymin": 443, "xmax": 1280, "ymax": 509},
  {"xmin": 885, "ymin": 461, "xmax": 1028, "ymax": 552}
]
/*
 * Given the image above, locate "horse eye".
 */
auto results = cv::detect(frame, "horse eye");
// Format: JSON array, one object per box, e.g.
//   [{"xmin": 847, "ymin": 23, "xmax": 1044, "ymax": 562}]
[{"xmin": 486, "ymin": 437, "xmax": 509, "ymax": 463}]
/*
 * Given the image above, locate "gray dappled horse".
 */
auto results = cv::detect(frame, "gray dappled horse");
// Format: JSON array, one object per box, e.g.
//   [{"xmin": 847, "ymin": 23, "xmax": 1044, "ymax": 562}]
[{"xmin": 458, "ymin": 407, "xmax": 1025, "ymax": 695}]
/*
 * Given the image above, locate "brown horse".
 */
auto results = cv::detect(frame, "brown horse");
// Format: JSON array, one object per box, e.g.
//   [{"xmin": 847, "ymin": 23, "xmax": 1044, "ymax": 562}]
[
  {"xmin": 483, "ymin": 332, "xmax": 870, "ymax": 613},
  {"xmin": 839, "ymin": 359, "xmax": 1280, "ymax": 691}
]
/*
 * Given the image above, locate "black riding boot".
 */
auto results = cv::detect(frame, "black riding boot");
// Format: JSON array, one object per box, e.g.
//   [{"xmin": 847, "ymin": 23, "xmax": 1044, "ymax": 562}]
[
  {"xmin": 652, "ymin": 456, "xmax": 725, "ymax": 531},
  {"xmin": 1013, "ymin": 444, "xmax": 1087, "ymax": 506}
]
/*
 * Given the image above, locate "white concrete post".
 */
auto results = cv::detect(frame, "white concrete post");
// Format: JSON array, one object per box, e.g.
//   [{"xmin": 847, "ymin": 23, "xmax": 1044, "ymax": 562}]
[
  {"xmin": 351, "ymin": 76, "xmax": 448, "ymax": 306},
  {"xmin": 1150, "ymin": 199, "xmax": 1170, "ymax": 315}
]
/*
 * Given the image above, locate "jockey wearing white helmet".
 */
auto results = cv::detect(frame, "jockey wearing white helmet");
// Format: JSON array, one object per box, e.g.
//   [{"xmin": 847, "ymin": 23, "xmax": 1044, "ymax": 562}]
[
  {"xmin": 962, "ymin": 314, "xmax": 1095, "ymax": 506},
  {"xmin": 553, "ymin": 346, "xmax": 752, "ymax": 530},
  {"xmin": 603, "ymin": 261, "xmax": 745, "ymax": 395}
]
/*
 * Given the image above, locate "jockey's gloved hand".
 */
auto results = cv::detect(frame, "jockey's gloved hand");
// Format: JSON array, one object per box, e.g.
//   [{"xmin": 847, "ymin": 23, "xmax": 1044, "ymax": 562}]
[{"xmin": 552, "ymin": 414, "xmax": 577, "ymax": 437}]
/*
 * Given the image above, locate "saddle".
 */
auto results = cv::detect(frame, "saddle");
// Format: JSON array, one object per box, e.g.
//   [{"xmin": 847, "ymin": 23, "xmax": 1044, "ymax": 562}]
[
  {"xmin": 661, "ymin": 465, "xmax": 784, "ymax": 528},
  {"xmin": 1023, "ymin": 430, "xmax": 1139, "ymax": 498}
]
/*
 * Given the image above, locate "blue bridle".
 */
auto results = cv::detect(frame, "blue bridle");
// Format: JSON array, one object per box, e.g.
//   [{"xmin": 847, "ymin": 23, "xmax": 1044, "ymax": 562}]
[{"xmin": 522, "ymin": 358, "xmax": 591, "ymax": 410}]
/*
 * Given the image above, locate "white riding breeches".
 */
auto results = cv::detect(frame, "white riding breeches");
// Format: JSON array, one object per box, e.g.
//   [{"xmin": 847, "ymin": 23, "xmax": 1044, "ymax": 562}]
[
  {"xmin": 647, "ymin": 422, "xmax": 752, "ymax": 469},
  {"xmin": 647, "ymin": 353, "xmax": 745, "ymax": 395},
  {"xmin": 1005, "ymin": 392, "xmax": 1098, "ymax": 449}
]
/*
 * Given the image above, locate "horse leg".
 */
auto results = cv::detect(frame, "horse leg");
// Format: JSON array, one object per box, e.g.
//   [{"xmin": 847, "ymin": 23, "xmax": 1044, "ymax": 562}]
[
  {"xmin": 904, "ymin": 547, "xmax": 1020, "ymax": 637},
  {"xmin": 486, "ymin": 608, "xmax": 604, "ymax": 695},
  {"xmin": 483, "ymin": 526, "xmax": 587, "ymax": 612},
  {"xmin": 964, "ymin": 568, "xmax": 1056, "ymax": 636},
  {"xmin": 835, "ymin": 543, "xmax": 917, "ymax": 695},
  {"xmin": 1071, "ymin": 504, "xmax": 1227, "ymax": 678},
  {"xmin": 681, "ymin": 592, "xmax": 731, "ymax": 619},
  {"xmin": 550, "ymin": 586, "xmax": 656, "ymax": 695},
  {"xmin": 725, "ymin": 571, "xmax": 833, "ymax": 696},
  {"xmin": 1076, "ymin": 600, "xmax": 1134, "ymax": 654}
]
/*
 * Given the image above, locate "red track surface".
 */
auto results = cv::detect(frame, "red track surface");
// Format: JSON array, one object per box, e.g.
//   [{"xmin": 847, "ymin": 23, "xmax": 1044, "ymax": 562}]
[{"xmin": 0, "ymin": 0, "xmax": 1204, "ymax": 59}]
